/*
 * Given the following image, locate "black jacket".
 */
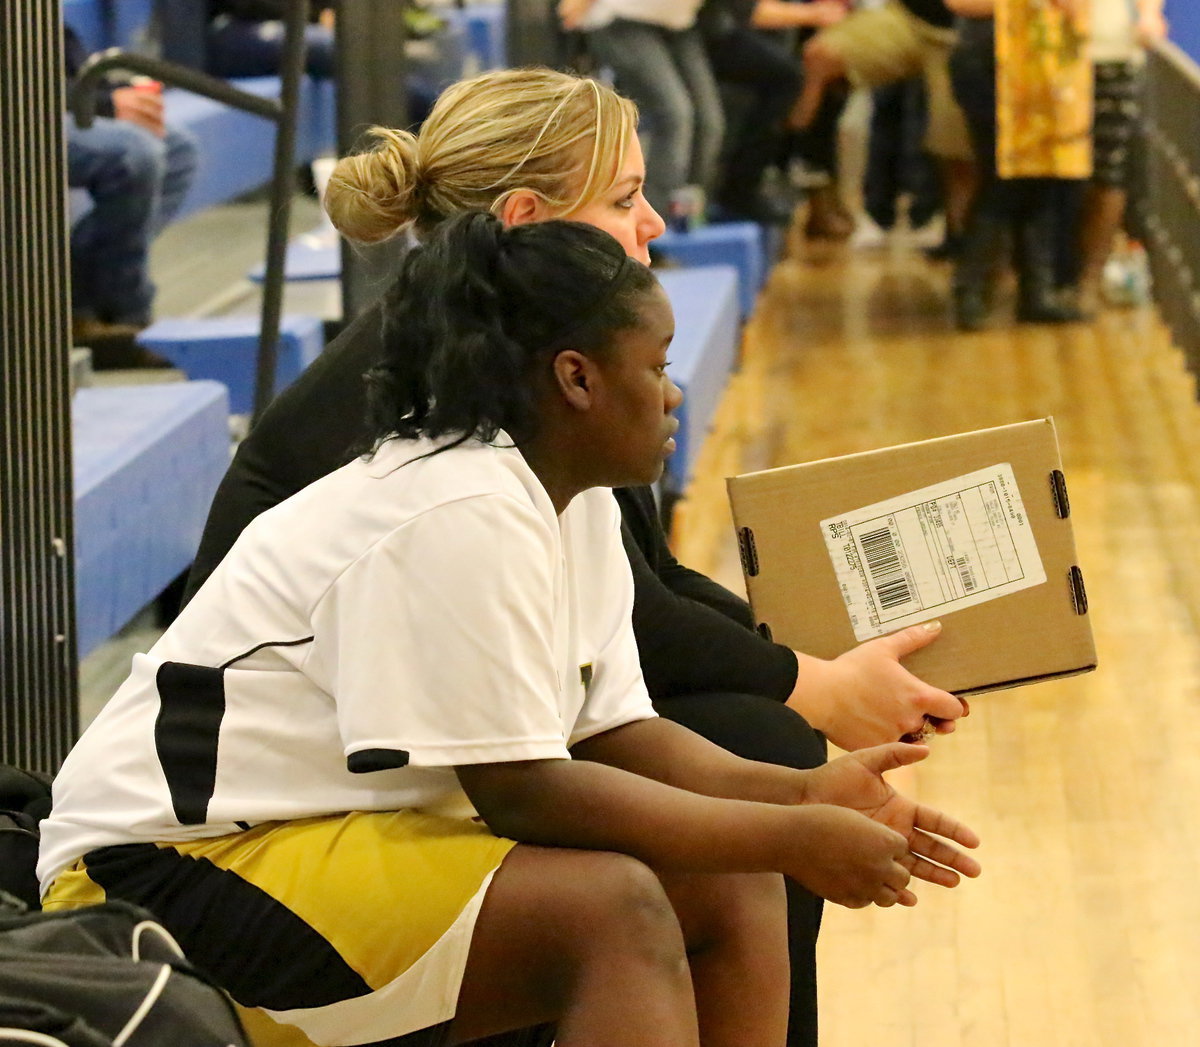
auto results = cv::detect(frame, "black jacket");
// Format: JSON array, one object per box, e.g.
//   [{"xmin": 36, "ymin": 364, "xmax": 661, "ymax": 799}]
[{"xmin": 183, "ymin": 295, "xmax": 799, "ymax": 702}]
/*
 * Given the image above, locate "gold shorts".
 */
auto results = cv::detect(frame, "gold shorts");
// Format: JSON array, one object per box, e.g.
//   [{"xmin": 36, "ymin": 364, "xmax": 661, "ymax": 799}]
[
  {"xmin": 816, "ymin": 0, "xmax": 972, "ymax": 161},
  {"xmin": 44, "ymin": 809, "xmax": 518, "ymax": 1047}
]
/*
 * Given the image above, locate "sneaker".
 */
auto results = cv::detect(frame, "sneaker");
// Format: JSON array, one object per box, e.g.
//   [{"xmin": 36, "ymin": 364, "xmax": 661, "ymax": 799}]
[
  {"xmin": 924, "ymin": 232, "xmax": 963, "ymax": 262},
  {"xmin": 850, "ymin": 215, "xmax": 889, "ymax": 249}
]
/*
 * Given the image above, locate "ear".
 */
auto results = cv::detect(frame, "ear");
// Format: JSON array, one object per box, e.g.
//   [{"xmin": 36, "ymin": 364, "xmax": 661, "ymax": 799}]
[
  {"xmin": 551, "ymin": 350, "xmax": 596, "ymax": 411},
  {"xmin": 500, "ymin": 189, "xmax": 553, "ymax": 229}
]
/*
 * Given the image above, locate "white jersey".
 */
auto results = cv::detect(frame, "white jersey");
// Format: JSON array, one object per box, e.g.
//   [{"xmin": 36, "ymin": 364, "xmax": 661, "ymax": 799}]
[
  {"xmin": 1091, "ymin": 0, "xmax": 1137, "ymax": 63},
  {"xmin": 580, "ymin": 0, "xmax": 704, "ymax": 32},
  {"xmin": 39, "ymin": 435, "xmax": 656, "ymax": 890}
]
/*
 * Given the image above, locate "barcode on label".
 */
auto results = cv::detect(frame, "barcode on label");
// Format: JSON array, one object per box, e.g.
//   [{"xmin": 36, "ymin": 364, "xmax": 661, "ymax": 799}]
[
  {"xmin": 954, "ymin": 554, "xmax": 977, "ymax": 593},
  {"xmin": 859, "ymin": 526, "xmax": 912, "ymax": 610}
]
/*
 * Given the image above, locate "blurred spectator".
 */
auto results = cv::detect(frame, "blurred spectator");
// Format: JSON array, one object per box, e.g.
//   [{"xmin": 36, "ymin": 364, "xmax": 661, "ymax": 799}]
[
  {"xmin": 861, "ymin": 78, "xmax": 942, "ymax": 241},
  {"xmin": 206, "ymin": 0, "xmax": 336, "ymax": 79},
  {"xmin": 699, "ymin": 0, "xmax": 800, "ymax": 224},
  {"xmin": 789, "ymin": 0, "xmax": 976, "ymax": 254},
  {"xmin": 559, "ymin": 0, "xmax": 724, "ymax": 220},
  {"xmin": 700, "ymin": 1, "xmax": 851, "ymax": 230},
  {"xmin": 947, "ymin": 0, "xmax": 1088, "ymax": 329},
  {"xmin": 1069, "ymin": 0, "xmax": 1167, "ymax": 315},
  {"xmin": 65, "ymin": 25, "xmax": 198, "ymax": 368}
]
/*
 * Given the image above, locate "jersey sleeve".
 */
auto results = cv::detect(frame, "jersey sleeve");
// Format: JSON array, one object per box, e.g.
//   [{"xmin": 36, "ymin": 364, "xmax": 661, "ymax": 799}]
[
  {"xmin": 308, "ymin": 493, "xmax": 573, "ymax": 771},
  {"xmin": 567, "ymin": 495, "xmax": 658, "ymax": 746}
]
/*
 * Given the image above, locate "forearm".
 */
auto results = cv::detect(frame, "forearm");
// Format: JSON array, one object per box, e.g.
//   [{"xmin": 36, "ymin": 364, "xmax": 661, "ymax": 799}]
[
  {"xmin": 571, "ymin": 717, "xmax": 810, "ymax": 804},
  {"xmin": 457, "ymin": 755, "xmax": 806, "ymax": 874},
  {"xmin": 945, "ymin": 0, "xmax": 994, "ymax": 16},
  {"xmin": 751, "ymin": 0, "xmax": 833, "ymax": 29}
]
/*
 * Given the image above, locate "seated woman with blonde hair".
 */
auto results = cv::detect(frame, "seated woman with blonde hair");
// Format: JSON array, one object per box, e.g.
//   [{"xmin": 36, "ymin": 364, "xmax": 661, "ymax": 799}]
[{"xmin": 177, "ymin": 66, "xmax": 968, "ymax": 1046}]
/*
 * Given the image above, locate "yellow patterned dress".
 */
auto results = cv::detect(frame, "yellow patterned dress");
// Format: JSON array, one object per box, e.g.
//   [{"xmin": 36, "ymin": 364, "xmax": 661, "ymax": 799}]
[{"xmin": 995, "ymin": 0, "xmax": 1094, "ymax": 178}]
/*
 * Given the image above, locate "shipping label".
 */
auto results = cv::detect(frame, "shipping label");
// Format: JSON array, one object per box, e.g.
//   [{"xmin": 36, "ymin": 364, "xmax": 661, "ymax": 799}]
[{"xmin": 820, "ymin": 464, "xmax": 1046, "ymax": 641}]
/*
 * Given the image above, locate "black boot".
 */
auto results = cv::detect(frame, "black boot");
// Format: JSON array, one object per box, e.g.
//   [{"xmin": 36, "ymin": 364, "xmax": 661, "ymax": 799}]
[
  {"xmin": 952, "ymin": 213, "xmax": 1005, "ymax": 332},
  {"xmin": 1014, "ymin": 209, "xmax": 1083, "ymax": 324}
]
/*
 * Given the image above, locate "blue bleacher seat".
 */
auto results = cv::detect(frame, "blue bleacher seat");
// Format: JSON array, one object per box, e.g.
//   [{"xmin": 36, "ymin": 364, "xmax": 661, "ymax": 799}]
[
  {"xmin": 73, "ymin": 381, "xmax": 231, "ymax": 658},
  {"xmin": 136, "ymin": 314, "xmax": 326, "ymax": 416},
  {"xmin": 654, "ymin": 223, "xmax": 767, "ymax": 318},
  {"xmin": 164, "ymin": 77, "xmax": 336, "ymax": 222},
  {"xmin": 657, "ymin": 266, "xmax": 741, "ymax": 489}
]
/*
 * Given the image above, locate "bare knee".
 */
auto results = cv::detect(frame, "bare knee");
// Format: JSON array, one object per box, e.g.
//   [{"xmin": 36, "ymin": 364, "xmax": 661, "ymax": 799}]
[
  {"xmin": 569, "ymin": 852, "xmax": 689, "ymax": 969},
  {"xmin": 454, "ymin": 847, "xmax": 694, "ymax": 1040},
  {"xmin": 802, "ymin": 37, "xmax": 845, "ymax": 82},
  {"xmin": 664, "ymin": 871, "xmax": 786, "ymax": 954}
]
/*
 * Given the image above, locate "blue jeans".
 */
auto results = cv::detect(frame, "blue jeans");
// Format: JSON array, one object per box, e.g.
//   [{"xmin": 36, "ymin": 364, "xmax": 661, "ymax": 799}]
[
  {"xmin": 67, "ymin": 116, "xmax": 198, "ymax": 325},
  {"xmin": 587, "ymin": 20, "xmax": 725, "ymax": 216}
]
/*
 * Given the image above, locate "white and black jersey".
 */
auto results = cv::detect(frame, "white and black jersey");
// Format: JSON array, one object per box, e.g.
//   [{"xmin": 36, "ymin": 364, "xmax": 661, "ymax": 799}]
[{"xmin": 39, "ymin": 435, "xmax": 656, "ymax": 891}]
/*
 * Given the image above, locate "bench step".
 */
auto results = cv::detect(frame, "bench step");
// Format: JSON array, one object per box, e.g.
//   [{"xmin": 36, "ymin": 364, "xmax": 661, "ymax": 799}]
[{"xmin": 137, "ymin": 314, "xmax": 325, "ymax": 415}]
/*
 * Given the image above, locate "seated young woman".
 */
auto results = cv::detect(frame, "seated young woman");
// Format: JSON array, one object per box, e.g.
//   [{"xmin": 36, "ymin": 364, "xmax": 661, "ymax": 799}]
[
  {"xmin": 178, "ymin": 66, "xmax": 967, "ymax": 1044},
  {"xmin": 39, "ymin": 212, "xmax": 981, "ymax": 1047}
]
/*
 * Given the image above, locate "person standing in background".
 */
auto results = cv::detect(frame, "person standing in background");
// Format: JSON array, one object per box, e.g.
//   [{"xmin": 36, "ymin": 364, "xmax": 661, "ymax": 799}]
[
  {"xmin": 947, "ymin": 0, "xmax": 1090, "ymax": 329},
  {"xmin": 558, "ymin": 0, "xmax": 725, "ymax": 223},
  {"xmin": 1069, "ymin": 0, "xmax": 1167, "ymax": 315}
]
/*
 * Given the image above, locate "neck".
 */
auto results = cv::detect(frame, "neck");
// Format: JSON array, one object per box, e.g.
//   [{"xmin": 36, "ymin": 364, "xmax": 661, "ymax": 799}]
[{"xmin": 517, "ymin": 436, "xmax": 588, "ymax": 516}]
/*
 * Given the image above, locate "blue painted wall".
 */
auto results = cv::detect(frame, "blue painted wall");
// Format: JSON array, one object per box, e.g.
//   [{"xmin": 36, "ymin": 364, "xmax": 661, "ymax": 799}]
[{"xmin": 1167, "ymin": 0, "xmax": 1200, "ymax": 65}]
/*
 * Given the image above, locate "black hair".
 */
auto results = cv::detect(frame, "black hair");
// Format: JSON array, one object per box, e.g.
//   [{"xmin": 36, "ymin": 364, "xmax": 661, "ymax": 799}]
[{"xmin": 364, "ymin": 212, "xmax": 658, "ymax": 454}]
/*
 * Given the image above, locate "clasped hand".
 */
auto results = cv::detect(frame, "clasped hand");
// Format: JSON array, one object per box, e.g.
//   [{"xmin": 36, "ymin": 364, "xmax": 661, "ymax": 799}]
[{"xmin": 793, "ymin": 742, "xmax": 981, "ymax": 909}]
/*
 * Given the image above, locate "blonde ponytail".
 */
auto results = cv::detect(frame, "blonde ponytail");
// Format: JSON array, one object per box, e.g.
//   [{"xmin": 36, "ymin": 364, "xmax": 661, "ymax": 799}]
[
  {"xmin": 325, "ymin": 68, "xmax": 638, "ymax": 243},
  {"xmin": 324, "ymin": 126, "xmax": 423, "ymax": 244}
]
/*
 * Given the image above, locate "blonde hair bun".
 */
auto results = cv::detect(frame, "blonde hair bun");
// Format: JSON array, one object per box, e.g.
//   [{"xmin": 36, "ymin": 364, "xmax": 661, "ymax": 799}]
[{"xmin": 324, "ymin": 126, "xmax": 422, "ymax": 244}]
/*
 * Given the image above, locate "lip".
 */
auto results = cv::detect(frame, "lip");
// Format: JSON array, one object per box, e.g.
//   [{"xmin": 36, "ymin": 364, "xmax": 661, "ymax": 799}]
[{"xmin": 663, "ymin": 419, "xmax": 679, "ymax": 455}]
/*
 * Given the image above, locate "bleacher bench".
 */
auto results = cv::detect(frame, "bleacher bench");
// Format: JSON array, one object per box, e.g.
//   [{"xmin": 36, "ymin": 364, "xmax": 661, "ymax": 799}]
[
  {"xmin": 73, "ymin": 381, "xmax": 230, "ymax": 658},
  {"xmin": 658, "ymin": 265, "xmax": 742, "ymax": 490}
]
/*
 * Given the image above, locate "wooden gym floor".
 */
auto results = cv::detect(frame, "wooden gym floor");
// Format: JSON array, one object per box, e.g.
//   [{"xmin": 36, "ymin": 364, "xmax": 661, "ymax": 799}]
[{"xmin": 671, "ymin": 221, "xmax": 1200, "ymax": 1047}]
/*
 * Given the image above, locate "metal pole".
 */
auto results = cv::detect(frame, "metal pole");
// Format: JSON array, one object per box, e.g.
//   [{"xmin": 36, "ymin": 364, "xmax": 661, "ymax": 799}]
[
  {"xmin": 336, "ymin": 0, "xmax": 410, "ymax": 322},
  {"xmin": 252, "ymin": 2, "xmax": 309, "ymax": 422},
  {"xmin": 0, "ymin": 0, "xmax": 78, "ymax": 771},
  {"xmin": 505, "ymin": 0, "xmax": 563, "ymax": 68}
]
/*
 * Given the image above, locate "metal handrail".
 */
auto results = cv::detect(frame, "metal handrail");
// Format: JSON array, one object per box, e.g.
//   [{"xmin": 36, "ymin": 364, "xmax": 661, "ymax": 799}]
[
  {"xmin": 1146, "ymin": 37, "xmax": 1200, "ymax": 92},
  {"xmin": 66, "ymin": 3, "xmax": 310, "ymax": 422},
  {"xmin": 68, "ymin": 49, "xmax": 281, "ymax": 125}
]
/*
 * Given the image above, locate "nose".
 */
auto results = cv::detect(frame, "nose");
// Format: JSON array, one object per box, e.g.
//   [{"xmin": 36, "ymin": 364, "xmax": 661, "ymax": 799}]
[
  {"xmin": 665, "ymin": 376, "xmax": 683, "ymax": 412},
  {"xmin": 640, "ymin": 199, "xmax": 666, "ymax": 245}
]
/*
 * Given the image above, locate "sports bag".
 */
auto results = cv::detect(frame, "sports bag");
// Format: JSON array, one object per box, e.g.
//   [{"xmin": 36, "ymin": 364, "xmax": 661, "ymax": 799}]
[
  {"xmin": 0, "ymin": 765, "xmax": 53, "ymax": 910},
  {"xmin": 0, "ymin": 897, "xmax": 250, "ymax": 1046}
]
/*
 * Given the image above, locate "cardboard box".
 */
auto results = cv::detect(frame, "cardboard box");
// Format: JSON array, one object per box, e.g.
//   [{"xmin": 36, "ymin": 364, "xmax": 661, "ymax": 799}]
[{"xmin": 726, "ymin": 418, "xmax": 1096, "ymax": 696}]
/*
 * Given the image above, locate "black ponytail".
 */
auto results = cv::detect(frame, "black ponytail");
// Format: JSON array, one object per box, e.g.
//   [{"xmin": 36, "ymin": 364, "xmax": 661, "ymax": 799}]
[{"xmin": 364, "ymin": 212, "xmax": 656, "ymax": 453}]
